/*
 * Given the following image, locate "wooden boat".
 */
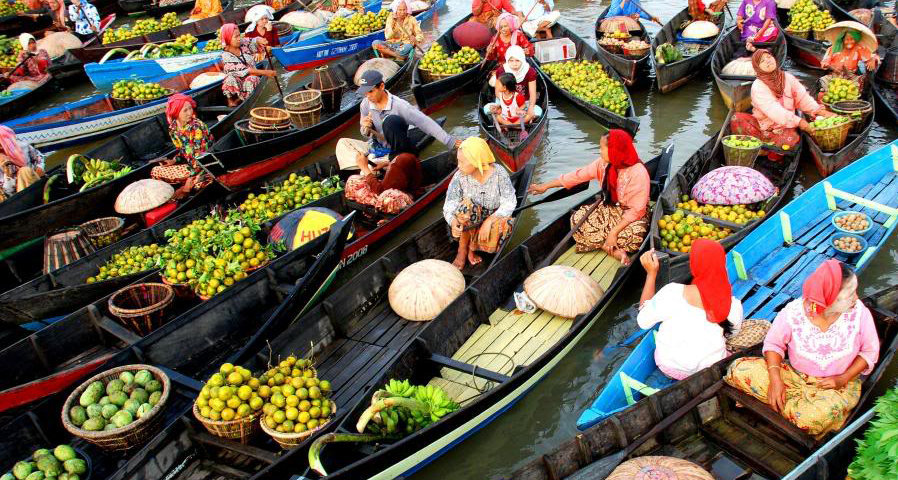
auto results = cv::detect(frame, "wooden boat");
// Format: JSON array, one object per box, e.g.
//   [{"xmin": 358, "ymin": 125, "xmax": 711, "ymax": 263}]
[
  {"xmin": 872, "ymin": 75, "xmax": 898, "ymax": 123},
  {"xmin": 594, "ymin": 6, "xmax": 652, "ymax": 87},
  {"xmin": 803, "ymin": 87, "xmax": 875, "ymax": 177},
  {"xmin": 0, "ymin": 76, "xmax": 55, "ymax": 122},
  {"xmin": 513, "ymin": 285, "xmax": 898, "ymax": 480},
  {"xmin": 199, "ymin": 47, "xmax": 412, "ymax": 190},
  {"xmin": 0, "ymin": 145, "xmax": 457, "ymax": 414},
  {"xmin": 5, "ymin": 65, "xmax": 230, "ymax": 151},
  {"xmin": 777, "ymin": 1, "xmax": 830, "ymax": 70},
  {"xmin": 411, "ymin": 14, "xmax": 490, "ymax": 114},
  {"xmin": 119, "ymin": 0, "xmax": 233, "ymax": 16},
  {"xmin": 650, "ymin": 8, "xmax": 725, "ymax": 93},
  {"xmin": 272, "ymin": 0, "xmax": 443, "ymax": 71},
  {"xmin": 0, "ymin": 126, "xmax": 437, "ymax": 328},
  {"xmin": 0, "ymin": 8, "xmax": 52, "ymax": 38},
  {"xmin": 577, "ymin": 138, "xmax": 898, "ymax": 431},
  {"xmin": 711, "ymin": 28, "xmax": 787, "ymax": 112},
  {"xmin": 0, "ymin": 74, "xmax": 264, "ymax": 295},
  {"xmin": 477, "ymin": 61, "xmax": 549, "ymax": 172},
  {"xmin": 534, "ymin": 22, "xmax": 640, "ymax": 135},
  {"xmin": 647, "ymin": 119, "xmax": 800, "ymax": 284}
]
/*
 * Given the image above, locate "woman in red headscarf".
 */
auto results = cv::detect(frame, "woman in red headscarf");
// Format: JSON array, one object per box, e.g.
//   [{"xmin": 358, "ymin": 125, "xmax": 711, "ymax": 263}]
[
  {"xmin": 0, "ymin": 125, "xmax": 44, "ymax": 200},
  {"xmin": 731, "ymin": 49, "xmax": 833, "ymax": 150},
  {"xmin": 636, "ymin": 239, "xmax": 746, "ymax": 380},
  {"xmin": 725, "ymin": 260, "xmax": 880, "ymax": 436},
  {"xmin": 150, "ymin": 94, "xmax": 213, "ymax": 197},
  {"xmin": 528, "ymin": 129, "xmax": 649, "ymax": 263},
  {"xmin": 220, "ymin": 23, "xmax": 276, "ymax": 107}
]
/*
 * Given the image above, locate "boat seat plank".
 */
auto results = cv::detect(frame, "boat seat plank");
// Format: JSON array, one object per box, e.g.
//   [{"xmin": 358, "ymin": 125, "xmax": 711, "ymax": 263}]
[
  {"xmin": 452, "ymin": 325, "xmax": 501, "ymax": 363},
  {"xmin": 370, "ymin": 313, "xmax": 410, "ymax": 347},
  {"xmin": 353, "ymin": 308, "xmax": 402, "ymax": 346},
  {"xmin": 452, "ymin": 324, "xmax": 490, "ymax": 361},
  {"xmin": 752, "ymin": 293, "xmax": 792, "ymax": 320},
  {"xmin": 488, "ymin": 309, "xmax": 509, "ymax": 326},
  {"xmin": 782, "ymin": 254, "xmax": 827, "ymax": 297},
  {"xmin": 384, "ymin": 320, "xmax": 427, "ymax": 351},
  {"xmin": 428, "ymin": 377, "xmax": 484, "ymax": 405},
  {"xmin": 535, "ymin": 318, "xmax": 570, "ymax": 343},
  {"xmin": 794, "ymin": 210, "xmax": 835, "ymax": 242},
  {"xmin": 496, "ymin": 309, "xmax": 542, "ymax": 334},
  {"xmin": 519, "ymin": 310, "xmax": 557, "ymax": 339},
  {"xmin": 555, "ymin": 245, "xmax": 578, "ymax": 265},
  {"xmin": 742, "ymin": 287, "xmax": 773, "ymax": 318},
  {"xmin": 344, "ymin": 300, "xmax": 390, "ymax": 340},
  {"xmin": 432, "ymin": 353, "xmax": 511, "ymax": 383},
  {"xmin": 512, "ymin": 335, "xmax": 551, "ymax": 367},
  {"xmin": 315, "ymin": 339, "xmax": 363, "ymax": 380},
  {"xmin": 861, "ymin": 179, "xmax": 898, "ymax": 220},
  {"xmin": 732, "ymin": 280, "xmax": 755, "ymax": 301},
  {"xmin": 770, "ymin": 252, "xmax": 817, "ymax": 292},
  {"xmin": 444, "ymin": 327, "xmax": 512, "ymax": 382},
  {"xmin": 331, "ymin": 346, "xmax": 399, "ymax": 410},
  {"xmin": 746, "ymin": 245, "xmax": 804, "ymax": 286}
]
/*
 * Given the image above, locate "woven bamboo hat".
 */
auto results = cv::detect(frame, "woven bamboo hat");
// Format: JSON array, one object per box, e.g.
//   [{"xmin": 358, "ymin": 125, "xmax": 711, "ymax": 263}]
[
  {"xmin": 823, "ymin": 21, "xmax": 878, "ymax": 52},
  {"xmin": 389, "ymin": 259, "xmax": 465, "ymax": 322},
  {"xmin": 524, "ymin": 265, "xmax": 604, "ymax": 318},
  {"xmin": 608, "ymin": 456, "xmax": 714, "ymax": 480},
  {"xmin": 598, "ymin": 16, "xmax": 641, "ymax": 33},
  {"xmin": 114, "ymin": 179, "xmax": 174, "ymax": 215}
]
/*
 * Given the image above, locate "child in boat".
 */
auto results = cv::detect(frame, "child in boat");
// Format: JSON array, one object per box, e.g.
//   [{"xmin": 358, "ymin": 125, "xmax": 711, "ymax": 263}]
[
  {"xmin": 726, "ymin": 260, "xmax": 880, "ymax": 436},
  {"xmin": 486, "ymin": 73, "xmax": 527, "ymax": 126},
  {"xmin": 488, "ymin": 46, "xmax": 542, "ymax": 123}
]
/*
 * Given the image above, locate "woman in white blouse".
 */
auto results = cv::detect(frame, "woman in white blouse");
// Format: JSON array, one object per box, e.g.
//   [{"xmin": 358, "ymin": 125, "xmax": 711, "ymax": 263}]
[{"xmin": 637, "ymin": 239, "xmax": 743, "ymax": 379}]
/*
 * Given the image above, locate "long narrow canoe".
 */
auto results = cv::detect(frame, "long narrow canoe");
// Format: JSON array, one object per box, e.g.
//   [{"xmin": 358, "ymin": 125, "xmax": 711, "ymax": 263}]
[
  {"xmin": 651, "ymin": 8, "xmax": 726, "ymax": 93},
  {"xmin": 711, "ymin": 28, "xmax": 787, "ymax": 112},
  {"xmin": 251, "ymin": 147, "xmax": 673, "ymax": 480},
  {"xmin": 411, "ymin": 14, "xmax": 491, "ymax": 114},
  {"xmin": 0, "ymin": 147, "xmax": 453, "ymax": 414},
  {"xmin": 199, "ymin": 48, "xmax": 412, "ymax": 190},
  {"xmin": 513, "ymin": 286, "xmax": 898, "ymax": 480},
  {"xmin": 872, "ymin": 75, "xmax": 898, "ymax": 123},
  {"xmin": 0, "ymin": 8, "xmax": 52, "ymax": 37},
  {"xmin": 647, "ymin": 117, "xmax": 800, "ymax": 283},
  {"xmin": 777, "ymin": 2, "xmax": 830, "ymax": 70},
  {"xmin": 534, "ymin": 22, "xmax": 640, "ymax": 134},
  {"xmin": 577, "ymin": 138, "xmax": 898, "ymax": 431},
  {"xmin": 0, "ymin": 75, "xmax": 263, "ymax": 288},
  {"xmin": 0, "ymin": 76, "xmax": 55, "ymax": 122},
  {"xmin": 477, "ymin": 60, "xmax": 549, "ymax": 172},
  {"xmin": 803, "ymin": 88, "xmax": 875, "ymax": 177},
  {"xmin": 594, "ymin": 6, "xmax": 652, "ymax": 87},
  {"xmin": 272, "ymin": 0, "xmax": 444, "ymax": 71},
  {"xmin": 0, "ymin": 126, "xmax": 437, "ymax": 328}
]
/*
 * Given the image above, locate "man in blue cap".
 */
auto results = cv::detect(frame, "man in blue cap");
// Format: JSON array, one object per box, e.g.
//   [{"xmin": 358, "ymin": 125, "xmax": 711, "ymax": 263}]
[{"xmin": 336, "ymin": 70, "xmax": 460, "ymax": 170}]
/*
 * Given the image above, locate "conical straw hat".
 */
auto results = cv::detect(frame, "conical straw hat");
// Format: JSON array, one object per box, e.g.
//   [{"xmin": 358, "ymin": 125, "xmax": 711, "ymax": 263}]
[
  {"xmin": 114, "ymin": 179, "xmax": 174, "ymax": 214},
  {"xmin": 823, "ymin": 21, "xmax": 877, "ymax": 52},
  {"xmin": 389, "ymin": 259, "xmax": 465, "ymax": 321},
  {"xmin": 598, "ymin": 16, "xmax": 641, "ymax": 33},
  {"xmin": 524, "ymin": 265, "xmax": 604, "ymax": 318}
]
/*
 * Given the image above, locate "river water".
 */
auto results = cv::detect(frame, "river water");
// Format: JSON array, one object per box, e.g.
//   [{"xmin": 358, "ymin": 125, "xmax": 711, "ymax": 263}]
[{"xmin": 33, "ymin": 0, "xmax": 898, "ymax": 477}]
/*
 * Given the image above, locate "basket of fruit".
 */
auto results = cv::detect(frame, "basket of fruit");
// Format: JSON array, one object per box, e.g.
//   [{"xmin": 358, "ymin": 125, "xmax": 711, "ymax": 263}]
[
  {"xmin": 62, "ymin": 365, "xmax": 170, "ymax": 451},
  {"xmin": 160, "ymin": 273, "xmax": 194, "ymax": 300},
  {"xmin": 807, "ymin": 115, "xmax": 853, "ymax": 152},
  {"xmin": 812, "ymin": 28, "xmax": 828, "ymax": 41},
  {"xmin": 598, "ymin": 36, "xmax": 625, "ymax": 53},
  {"xmin": 3, "ymin": 445, "xmax": 91, "ymax": 480},
  {"xmin": 250, "ymin": 107, "xmax": 292, "ymax": 131},
  {"xmin": 193, "ymin": 363, "xmax": 265, "ymax": 444},
  {"xmin": 79, "ymin": 216, "xmax": 126, "ymax": 249},
  {"xmin": 257, "ymin": 355, "xmax": 335, "ymax": 449},
  {"xmin": 107, "ymin": 282, "xmax": 175, "ymax": 336},
  {"xmin": 832, "ymin": 211, "xmax": 872, "ymax": 235},
  {"xmin": 721, "ymin": 135, "xmax": 762, "ymax": 167},
  {"xmin": 785, "ymin": 27, "xmax": 810, "ymax": 39},
  {"xmin": 832, "ymin": 233, "xmax": 867, "ymax": 257},
  {"xmin": 831, "ymin": 99, "xmax": 873, "ymax": 133},
  {"xmin": 109, "ymin": 95, "xmax": 135, "ymax": 110},
  {"xmin": 418, "ymin": 45, "xmax": 481, "ymax": 83},
  {"xmin": 621, "ymin": 39, "xmax": 650, "ymax": 58}
]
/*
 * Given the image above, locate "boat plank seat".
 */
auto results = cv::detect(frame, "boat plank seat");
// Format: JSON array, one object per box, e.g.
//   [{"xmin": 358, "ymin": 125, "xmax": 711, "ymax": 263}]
[
  {"xmin": 718, "ymin": 384, "xmax": 817, "ymax": 451},
  {"xmin": 427, "ymin": 377, "xmax": 482, "ymax": 406}
]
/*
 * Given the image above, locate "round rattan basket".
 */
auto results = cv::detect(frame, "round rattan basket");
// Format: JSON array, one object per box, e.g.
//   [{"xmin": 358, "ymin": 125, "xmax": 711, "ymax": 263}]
[
  {"xmin": 108, "ymin": 282, "xmax": 174, "ymax": 336},
  {"xmin": 110, "ymin": 96, "xmax": 135, "ymax": 110},
  {"xmin": 812, "ymin": 28, "xmax": 828, "ymax": 42},
  {"xmin": 285, "ymin": 89, "xmax": 322, "ymax": 112},
  {"xmin": 785, "ymin": 28, "xmax": 810, "ymax": 39},
  {"xmin": 61, "ymin": 364, "xmax": 170, "ymax": 451},
  {"xmin": 622, "ymin": 45, "xmax": 650, "ymax": 58},
  {"xmin": 250, "ymin": 107, "xmax": 291, "ymax": 130},
  {"xmin": 160, "ymin": 274, "xmax": 194, "ymax": 300},
  {"xmin": 80, "ymin": 216, "xmax": 126, "ymax": 248},
  {"xmin": 260, "ymin": 403, "xmax": 335, "ymax": 449},
  {"xmin": 808, "ymin": 120, "xmax": 853, "ymax": 152},
  {"xmin": 290, "ymin": 105, "xmax": 322, "ymax": 128},
  {"xmin": 192, "ymin": 403, "xmax": 260, "ymax": 444},
  {"xmin": 598, "ymin": 41, "xmax": 623, "ymax": 54},
  {"xmin": 831, "ymin": 100, "xmax": 873, "ymax": 133},
  {"xmin": 721, "ymin": 135, "xmax": 762, "ymax": 167}
]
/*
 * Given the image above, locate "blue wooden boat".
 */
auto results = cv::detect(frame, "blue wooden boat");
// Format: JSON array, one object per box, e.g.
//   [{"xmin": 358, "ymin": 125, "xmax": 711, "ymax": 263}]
[
  {"xmin": 272, "ymin": 0, "xmax": 445, "ymax": 71},
  {"xmin": 578, "ymin": 139, "xmax": 898, "ymax": 431},
  {"xmin": 4, "ymin": 69, "xmax": 222, "ymax": 151},
  {"xmin": 84, "ymin": 32, "xmax": 298, "ymax": 90},
  {"xmin": 0, "ymin": 77, "xmax": 55, "ymax": 122}
]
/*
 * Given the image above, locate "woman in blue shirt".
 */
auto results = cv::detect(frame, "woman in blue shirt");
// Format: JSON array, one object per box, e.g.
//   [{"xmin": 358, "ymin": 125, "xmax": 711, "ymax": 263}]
[{"xmin": 603, "ymin": 0, "xmax": 661, "ymax": 25}]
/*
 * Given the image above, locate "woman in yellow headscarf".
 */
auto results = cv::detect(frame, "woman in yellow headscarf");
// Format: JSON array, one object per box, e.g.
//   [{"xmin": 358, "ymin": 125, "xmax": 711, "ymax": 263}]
[
  {"xmin": 189, "ymin": 0, "xmax": 222, "ymax": 21},
  {"xmin": 442, "ymin": 137, "xmax": 517, "ymax": 269}
]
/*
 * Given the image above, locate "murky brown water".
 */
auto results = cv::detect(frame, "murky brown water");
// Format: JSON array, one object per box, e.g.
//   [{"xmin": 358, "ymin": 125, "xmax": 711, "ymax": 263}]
[{"xmin": 29, "ymin": 0, "xmax": 898, "ymax": 477}]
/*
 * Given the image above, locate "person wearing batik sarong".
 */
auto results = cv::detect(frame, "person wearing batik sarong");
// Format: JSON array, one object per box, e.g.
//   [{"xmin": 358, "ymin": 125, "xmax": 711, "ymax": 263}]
[
  {"xmin": 0, "ymin": 125, "xmax": 44, "ymax": 200},
  {"xmin": 528, "ymin": 129, "xmax": 648, "ymax": 264},
  {"xmin": 372, "ymin": 0, "xmax": 423, "ymax": 61},
  {"xmin": 220, "ymin": 23, "xmax": 276, "ymax": 107},
  {"xmin": 9, "ymin": 34, "xmax": 50, "ymax": 84},
  {"xmin": 725, "ymin": 260, "xmax": 880, "ymax": 437},
  {"xmin": 151, "ymin": 94, "xmax": 213, "ymax": 198},
  {"xmin": 730, "ymin": 49, "xmax": 833, "ymax": 150},
  {"xmin": 443, "ymin": 137, "xmax": 517, "ymax": 270}
]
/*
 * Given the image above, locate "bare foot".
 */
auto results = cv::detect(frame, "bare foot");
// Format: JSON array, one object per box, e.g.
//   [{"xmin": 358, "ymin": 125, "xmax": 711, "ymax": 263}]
[
  {"xmin": 467, "ymin": 251, "xmax": 482, "ymax": 266},
  {"xmin": 452, "ymin": 252, "xmax": 467, "ymax": 270}
]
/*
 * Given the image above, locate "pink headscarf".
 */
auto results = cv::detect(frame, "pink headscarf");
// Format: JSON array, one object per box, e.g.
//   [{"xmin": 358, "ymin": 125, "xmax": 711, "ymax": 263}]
[
  {"xmin": 166, "ymin": 93, "xmax": 196, "ymax": 125},
  {"xmin": 0, "ymin": 126, "xmax": 25, "ymax": 168},
  {"xmin": 497, "ymin": 12, "xmax": 519, "ymax": 32},
  {"xmin": 220, "ymin": 23, "xmax": 239, "ymax": 47},
  {"xmin": 802, "ymin": 259, "xmax": 844, "ymax": 311}
]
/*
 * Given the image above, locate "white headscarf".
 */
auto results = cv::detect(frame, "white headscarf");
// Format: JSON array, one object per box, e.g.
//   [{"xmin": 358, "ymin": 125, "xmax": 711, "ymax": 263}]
[
  {"xmin": 18, "ymin": 33, "xmax": 35, "ymax": 52},
  {"xmin": 503, "ymin": 45, "xmax": 530, "ymax": 84},
  {"xmin": 245, "ymin": 5, "xmax": 274, "ymax": 33},
  {"xmin": 390, "ymin": 0, "xmax": 412, "ymax": 12}
]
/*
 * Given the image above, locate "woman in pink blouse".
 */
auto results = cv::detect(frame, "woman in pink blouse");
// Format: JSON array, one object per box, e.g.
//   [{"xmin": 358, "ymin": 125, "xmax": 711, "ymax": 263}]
[
  {"xmin": 528, "ymin": 129, "xmax": 649, "ymax": 264},
  {"xmin": 731, "ymin": 49, "xmax": 833, "ymax": 152},
  {"xmin": 725, "ymin": 260, "xmax": 880, "ymax": 436}
]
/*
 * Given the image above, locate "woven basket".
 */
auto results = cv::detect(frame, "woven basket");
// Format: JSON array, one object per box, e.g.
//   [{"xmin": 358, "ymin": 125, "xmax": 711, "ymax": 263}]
[
  {"xmin": 721, "ymin": 135, "xmax": 762, "ymax": 167},
  {"xmin": 285, "ymin": 89, "xmax": 322, "ymax": 112},
  {"xmin": 134, "ymin": 91, "xmax": 170, "ymax": 105},
  {"xmin": 419, "ymin": 67, "xmax": 457, "ymax": 83},
  {"xmin": 160, "ymin": 274, "xmax": 194, "ymax": 300},
  {"xmin": 62, "ymin": 364, "xmax": 170, "ymax": 451},
  {"xmin": 785, "ymin": 28, "xmax": 810, "ymax": 39},
  {"xmin": 108, "ymin": 282, "xmax": 174, "ymax": 336},
  {"xmin": 290, "ymin": 105, "xmax": 322, "ymax": 128},
  {"xmin": 80, "ymin": 216, "xmax": 126, "ymax": 248},
  {"xmin": 622, "ymin": 45, "xmax": 649, "ymax": 58},
  {"xmin": 192, "ymin": 403, "xmax": 260, "ymax": 443},
  {"xmin": 110, "ymin": 96, "xmax": 135, "ymax": 110},
  {"xmin": 812, "ymin": 28, "xmax": 828, "ymax": 42},
  {"xmin": 260, "ymin": 406, "xmax": 335, "ymax": 450},
  {"xmin": 250, "ymin": 107, "xmax": 291, "ymax": 130},
  {"xmin": 151, "ymin": 163, "xmax": 192, "ymax": 184},
  {"xmin": 831, "ymin": 100, "xmax": 873, "ymax": 133},
  {"xmin": 808, "ymin": 120, "xmax": 853, "ymax": 152},
  {"xmin": 598, "ymin": 41, "xmax": 623, "ymax": 54},
  {"xmin": 273, "ymin": 21, "xmax": 293, "ymax": 37}
]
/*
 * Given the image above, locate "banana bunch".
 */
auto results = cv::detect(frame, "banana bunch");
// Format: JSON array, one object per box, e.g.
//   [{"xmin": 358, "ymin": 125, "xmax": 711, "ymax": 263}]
[
  {"xmin": 356, "ymin": 379, "xmax": 458, "ymax": 436},
  {"xmin": 67, "ymin": 155, "xmax": 133, "ymax": 192},
  {"xmin": 384, "ymin": 379, "xmax": 415, "ymax": 398},
  {"xmin": 415, "ymin": 384, "xmax": 458, "ymax": 423}
]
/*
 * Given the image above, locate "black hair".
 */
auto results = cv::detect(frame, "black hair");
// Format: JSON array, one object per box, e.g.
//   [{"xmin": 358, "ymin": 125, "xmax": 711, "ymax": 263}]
[
  {"xmin": 840, "ymin": 261, "xmax": 855, "ymax": 281},
  {"xmin": 497, "ymin": 72, "xmax": 517, "ymax": 93}
]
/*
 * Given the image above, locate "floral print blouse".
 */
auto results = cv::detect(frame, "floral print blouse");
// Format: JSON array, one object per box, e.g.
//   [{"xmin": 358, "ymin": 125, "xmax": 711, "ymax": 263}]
[
  {"xmin": 169, "ymin": 117, "xmax": 213, "ymax": 174},
  {"xmin": 442, "ymin": 166, "xmax": 516, "ymax": 224}
]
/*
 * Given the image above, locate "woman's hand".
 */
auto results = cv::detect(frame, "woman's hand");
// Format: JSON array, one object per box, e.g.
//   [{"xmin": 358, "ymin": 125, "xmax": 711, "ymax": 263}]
[
  {"xmin": 602, "ymin": 230, "xmax": 619, "ymax": 253},
  {"xmin": 737, "ymin": 17, "xmax": 743, "ymax": 31},
  {"xmin": 818, "ymin": 373, "xmax": 849, "ymax": 390},
  {"xmin": 524, "ymin": 108, "xmax": 535, "ymax": 123},
  {"xmin": 798, "ymin": 118, "xmax": 813, "ymax": 132},
  {"xmin": 767, "ymin": 371, "xmax": 786, "ymax": 412},
  {"xmin": 815, "ymin": 108, "xmax": 835, "ymax": 118},
  {"xmin": 478, "ymin": 216, "xmax": 495, "ymax": 244},
  {"xmin": 527, "ymin": 183, "xmax": 550, "ymax": 195},
  {"xmin": 262, "ymin": 69, "xmax": 277, "ymax": 77},
  {"xmin": 640, "ymin": 250, "xmax": 659, "ymax": 274}
]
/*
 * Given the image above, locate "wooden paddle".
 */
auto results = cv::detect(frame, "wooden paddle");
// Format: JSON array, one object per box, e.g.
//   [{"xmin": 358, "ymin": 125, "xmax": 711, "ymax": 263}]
[
  {"xmin": 712, "ymin": 108, "xmax": 735, "ymax": 157},
  {"xmin": 620, "ymin": 0, "xmax": 662, "ymax": 26},
  {"xmin": 578, "ymin": 381, "xmax": 723, "ymax": 479},
  {"xmin": 512, "ymin": 182, "xmax": 588, "ymax": 213},
  {"xmin": 263, "ymin": 47, "xmax": 285, "ymax": 102},
  {"xmin": 73, "ymin": 3, "xmax": 103, "ymax": 48}
]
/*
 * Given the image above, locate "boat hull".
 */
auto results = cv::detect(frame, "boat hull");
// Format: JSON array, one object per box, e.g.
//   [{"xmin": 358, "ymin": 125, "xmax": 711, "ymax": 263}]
[
  {"xmin": 651, "ymin": 8, "xmax": 725, "ymax": 94},
  {"xmin": 594, "ymin": 7, "xmax": 651, "ymax": 87},
  {"xmin": 0, "ymin": 77, "xmax": 55, "ymax": 122}
]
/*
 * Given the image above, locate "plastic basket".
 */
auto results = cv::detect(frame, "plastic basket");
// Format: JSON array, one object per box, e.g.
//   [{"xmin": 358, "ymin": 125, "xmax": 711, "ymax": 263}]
[
  {"xmin": 535, "ymin": 38, "xmax": 576, "ymax": 63},
  {"xmin": 721, "ymin": 135, "xmax": 762, "ymax": 167},
  {"xmin": 808, "ymin": 120, "xmax": 853, "ymax": 152},
  {"xmin": 79, "ymin": 216, "xmax": 126, "ymax": 248}
]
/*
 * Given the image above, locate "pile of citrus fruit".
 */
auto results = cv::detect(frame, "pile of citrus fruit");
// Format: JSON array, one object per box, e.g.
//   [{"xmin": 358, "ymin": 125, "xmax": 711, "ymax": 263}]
[
  {"xmin": 657, "ymin": 210, "xmax": 734, "ymax": 253},
  {"xmin": 675, "ymin": 195, "xmax": 766, "ymax": 225}
]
